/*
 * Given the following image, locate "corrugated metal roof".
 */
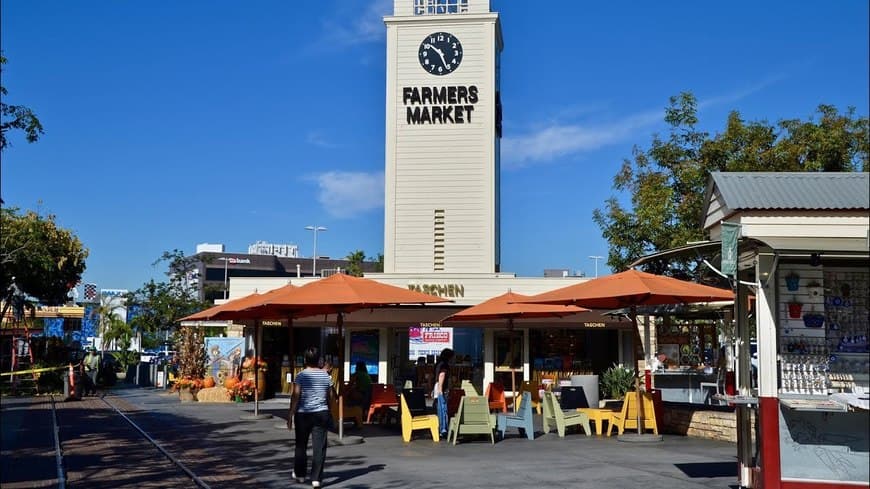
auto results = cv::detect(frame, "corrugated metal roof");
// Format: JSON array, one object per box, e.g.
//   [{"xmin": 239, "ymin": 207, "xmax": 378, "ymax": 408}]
[{"xmin": 711, "ymin": 172, "xmax": 869, "ymax": 210}]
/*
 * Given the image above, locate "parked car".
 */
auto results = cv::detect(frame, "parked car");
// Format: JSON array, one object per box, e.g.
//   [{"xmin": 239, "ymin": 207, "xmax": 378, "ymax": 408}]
[
  {"xmin": 99, "ymin": 352, "xmax": 119, "ymax": 386},
  {"xmin": 139, "ymin": 349, "xmax": 158, "ymax": 363},
  {"xmin": 155, "ymin": 350, "xmax": 177, "ymax": 365}
]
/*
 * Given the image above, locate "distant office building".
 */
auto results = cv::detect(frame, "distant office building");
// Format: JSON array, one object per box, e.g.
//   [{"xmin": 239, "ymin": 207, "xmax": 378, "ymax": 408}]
[
  {"xmin": 187, "ymin": 249, "xmax": 381, "ymax": 302},
  {"xmin": 543, "ymin": 269, "xmax": 570, "ymax": 278},
  {"xmin": 196, "ymin": 243, "xmax": 225, "ymax": 253},
  {"xmin": 247, "ymin": 241, "xmax": 299, "ymax": 258}
]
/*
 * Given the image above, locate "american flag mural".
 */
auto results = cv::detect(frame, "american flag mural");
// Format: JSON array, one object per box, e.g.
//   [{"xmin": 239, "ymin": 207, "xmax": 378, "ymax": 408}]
[{"xmin": 83, "ymin": 283, "xmax": 98, "ymax": 302}]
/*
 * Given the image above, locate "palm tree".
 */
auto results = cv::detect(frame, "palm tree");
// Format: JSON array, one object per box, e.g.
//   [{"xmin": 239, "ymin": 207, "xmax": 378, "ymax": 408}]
[{"xmin": 345, "ymin": 250, "xmax": 366, "ymax": 276}]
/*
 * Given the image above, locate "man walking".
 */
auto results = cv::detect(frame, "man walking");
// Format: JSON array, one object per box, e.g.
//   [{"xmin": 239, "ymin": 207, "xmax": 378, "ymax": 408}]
[{"xmin": 83, "ymin": 347, "xmax": 100, "ymax": 396}]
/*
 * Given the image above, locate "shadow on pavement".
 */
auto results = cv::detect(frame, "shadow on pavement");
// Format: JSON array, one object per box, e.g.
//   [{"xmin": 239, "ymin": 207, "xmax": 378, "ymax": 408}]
[{"xmin": 674, "ymin": 461, "xmax": 737, "ymax": 478}]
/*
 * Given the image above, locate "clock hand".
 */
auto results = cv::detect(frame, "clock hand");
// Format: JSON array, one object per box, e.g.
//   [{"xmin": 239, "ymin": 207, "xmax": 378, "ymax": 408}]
[{"xmin": 424, "ymin": 43, "xmax": 449, "ymax": 68}]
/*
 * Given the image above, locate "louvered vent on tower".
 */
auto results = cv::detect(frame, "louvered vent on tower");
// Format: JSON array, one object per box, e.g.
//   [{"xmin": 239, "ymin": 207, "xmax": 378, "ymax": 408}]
[{"xmin": 434, "ymin": 209, "xmax": 445, "ymax": 271}]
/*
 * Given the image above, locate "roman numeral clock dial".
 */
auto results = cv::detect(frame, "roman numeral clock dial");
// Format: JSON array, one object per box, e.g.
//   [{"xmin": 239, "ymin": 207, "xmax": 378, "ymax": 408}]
[{"xmin": 418, "ymin": 32, "xmax": 463, "ymax": 75}]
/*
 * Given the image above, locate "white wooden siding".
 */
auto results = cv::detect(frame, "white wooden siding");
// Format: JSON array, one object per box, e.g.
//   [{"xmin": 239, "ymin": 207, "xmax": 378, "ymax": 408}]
[{"xmin": 385, "ymin": 13, "xmax": 499, "ymax": 274}]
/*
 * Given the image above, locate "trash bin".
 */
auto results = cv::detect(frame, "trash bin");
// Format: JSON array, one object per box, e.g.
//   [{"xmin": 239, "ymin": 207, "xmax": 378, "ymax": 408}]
[
  {"xmin": 125, "ymin": 364, "xmax": 136, "ymax": 384},
  {"xmin": 136, "ymin": 362, "xmax": 152, "ymax": 387}
]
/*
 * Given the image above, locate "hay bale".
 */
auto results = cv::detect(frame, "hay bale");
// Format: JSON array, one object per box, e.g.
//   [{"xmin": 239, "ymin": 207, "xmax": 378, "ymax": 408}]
[{"xmin": 197, "ymin": 386, "xmax": 231, "ymax": 403}]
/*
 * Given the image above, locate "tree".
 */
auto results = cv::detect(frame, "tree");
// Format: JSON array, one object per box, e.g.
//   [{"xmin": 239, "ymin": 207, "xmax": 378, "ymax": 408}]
[
  {"xmin": 1, "ymin": 207, "xmax": 88, "ymax": 317},
  {"xmin": 124, "ymin": 250, "xmax": 209, "ymax": 376},
  {"xmin": 90, "ymin": 293, "xmax": 137, "ymax": 368},
  {"xmin": 344, "ymin": 250, "xmax": 366, "ymax": 276},
  {"xmin": 593, "ymin": 92, "xmax": 869, "ymax": 277},
  {"xmin": 373, "ymin": 253, "xmax": 384, "ymax": 272},
  {"xmin": 0, "ymin": 55, "xmax": 44, "ymax": 153},
  {"xmin": 124, "ymin": 251, "xmax": 207, "ymax": 339}
]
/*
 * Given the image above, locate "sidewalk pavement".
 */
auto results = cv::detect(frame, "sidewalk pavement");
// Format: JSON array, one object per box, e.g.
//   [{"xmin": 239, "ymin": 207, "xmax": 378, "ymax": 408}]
[{"xmin": 2, "ymin": 386, "xmax": 741, "ymax": 489}]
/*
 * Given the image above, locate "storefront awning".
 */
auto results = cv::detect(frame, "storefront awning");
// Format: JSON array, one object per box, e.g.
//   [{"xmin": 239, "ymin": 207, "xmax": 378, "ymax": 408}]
[{"xmin": 750, "ymin": 236, "xmax": 870, "ymax": 256}]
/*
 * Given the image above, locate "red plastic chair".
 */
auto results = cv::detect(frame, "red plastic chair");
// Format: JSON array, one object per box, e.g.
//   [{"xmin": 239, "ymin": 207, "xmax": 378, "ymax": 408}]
[
  {"xmin": 485, "ymin": 382, "xmax": 508, "ymax": 413},
  {"xmin": 367, "ymin": 383, "xmax": 399, "ymax": 423}
]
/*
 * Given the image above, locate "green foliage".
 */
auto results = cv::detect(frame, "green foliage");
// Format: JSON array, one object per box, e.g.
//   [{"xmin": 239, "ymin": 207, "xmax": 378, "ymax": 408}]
[
  {"xmin": 600, "ymin": 364, "xmax": 636, "ymax": 400},
  {"xmin": 0, "ymin": 55, "xmax": 44, "ymax": 152},
  {"xmin": 343, "ymin": 250, "xmax": 384, "ymax": 275},
  {"xmin": 0, "ymin": 207, "xmax": 88, "ymax": 310},
  {"xmin": 593, "ymin": 92, "xmax": 869, "ymax": 276},
  {"xmin": 124, "ymin": 250, "xmax": 207, "ymax": 376},
  {"xmin": 344, "ymin": 250, "xmax": 366, "ymax": 276},
  {"xmin": 36, "ymin": 369, "xmax": 64, "ymax": 394},
  {"xmin": 124, "ymin": 250, "xmax": 207, "ymax": 336},
  {"xmin": 373, "ymin": 253, "xmax": 384, "ymax": 272}
]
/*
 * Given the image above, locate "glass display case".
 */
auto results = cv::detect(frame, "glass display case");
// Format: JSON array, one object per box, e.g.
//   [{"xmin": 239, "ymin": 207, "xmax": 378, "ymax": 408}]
[{"xmin": 777, "ymin": 266, "xmax": 869, "ymax": 398}]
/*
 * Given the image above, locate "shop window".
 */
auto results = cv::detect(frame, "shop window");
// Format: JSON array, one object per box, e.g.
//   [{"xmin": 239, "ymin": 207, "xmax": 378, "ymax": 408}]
[{"xmin": 350, "ymin": 330, "xmax": 380, "ymax": 381}]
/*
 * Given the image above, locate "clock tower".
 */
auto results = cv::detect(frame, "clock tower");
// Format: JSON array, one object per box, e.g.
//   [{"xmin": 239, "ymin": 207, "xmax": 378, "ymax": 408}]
[{"xmin": 384, "ymin": 0, "xmax": 503, "ymax": 274}]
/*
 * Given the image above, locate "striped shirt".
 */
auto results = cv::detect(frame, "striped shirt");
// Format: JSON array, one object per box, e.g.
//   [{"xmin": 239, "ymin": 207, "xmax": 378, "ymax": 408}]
[{"xmin": 296, "ymin": 368, "xmax": 332, "ymax": 413}]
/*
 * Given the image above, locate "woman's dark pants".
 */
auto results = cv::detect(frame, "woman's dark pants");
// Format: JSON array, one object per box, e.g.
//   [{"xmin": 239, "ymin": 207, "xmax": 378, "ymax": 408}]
[{"xmin": 294, "ymin": 410, "xmax": 330, "ymax": 483}]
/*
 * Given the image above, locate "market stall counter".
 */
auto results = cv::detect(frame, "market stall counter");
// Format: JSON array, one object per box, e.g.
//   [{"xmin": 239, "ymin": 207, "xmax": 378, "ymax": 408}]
[{"xmin": 653, "ymin": 368, "xmax": 721, "ymax": 404}]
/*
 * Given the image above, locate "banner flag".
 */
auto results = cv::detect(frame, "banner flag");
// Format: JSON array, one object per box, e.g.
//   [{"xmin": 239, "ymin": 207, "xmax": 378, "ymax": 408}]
[
  {"xmin": 721, "ymin": 222, "xmax": 740, "ymax": 278},
  {"xmin": 83, "ymin": 283, "xmax": 98, "ymax": 302}
]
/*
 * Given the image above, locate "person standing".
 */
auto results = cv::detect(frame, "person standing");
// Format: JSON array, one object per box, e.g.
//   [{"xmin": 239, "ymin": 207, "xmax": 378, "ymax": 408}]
[
  {"xmin": 83, "ymin": 347, "xmax": 100, "ymax": 396},
  {"xmin": 433, "ymin": 348, "xmax": 454, "ymax": 439},
  {"xmin": 347, "ymin": 361, "xmax": 373, "ymax": 414},
  {"xmin": 288, "ymin": 347, "xmax": 335, "ymax": 488}
]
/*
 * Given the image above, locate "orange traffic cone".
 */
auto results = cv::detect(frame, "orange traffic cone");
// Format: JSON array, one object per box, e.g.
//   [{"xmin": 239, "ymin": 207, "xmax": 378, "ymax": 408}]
[{"xmin": 67, "ymin": 363, "xmax": 80, "ymax": 401}]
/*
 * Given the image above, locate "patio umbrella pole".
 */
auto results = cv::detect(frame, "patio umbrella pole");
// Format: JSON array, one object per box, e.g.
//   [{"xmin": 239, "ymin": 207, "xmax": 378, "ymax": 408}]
[
  {"xmin": 255, "ymin": 321, "xmax": 260, "ymax": 417},
  {"xmin": 632, "ymin": 308, "xmax": 642, "ymax": 436},
  {"xmin": 616, "ymin": 306, "xmax": 660, "ymax": 442},
  {"xmin": 337, "ymin": 312, "xmax": 344, "ymax": 441},
  {"xmin": 508, "ymin": 318, "xmax": 517, "ymax": 412},
  {"xmin": 241, "ymin": 321, "xmax": 272, "ymax": 420}
]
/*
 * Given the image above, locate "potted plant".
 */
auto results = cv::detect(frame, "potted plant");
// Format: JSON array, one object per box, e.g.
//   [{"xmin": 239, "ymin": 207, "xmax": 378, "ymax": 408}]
[
  {"xmin": 599, "ymin": 364, "xmax": 636, "ymax": 401},
  {"xmin": 230, "ymin": 379, "xmax": 255, "ymax": 402},
  {"xmin": 174, "ymin": 376, "xmax": 202, "ymax": 402},
  {"xmin": 241, "ymin": 356, "xmax": 268, "ymax": 397}
]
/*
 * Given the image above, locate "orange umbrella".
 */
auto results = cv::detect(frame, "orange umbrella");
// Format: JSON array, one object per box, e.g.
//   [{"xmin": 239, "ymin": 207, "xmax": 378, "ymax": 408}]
[
  {"xmin": 519, "ymin": 269, "xmax": 733, "ymax": 439},
  {"xmin": 235, "ymin": 273, "xmax": 451, "ymax": 436},
  {"xmin": 442, "ymin": 291, "xmax": 588, "ymax": 404},
  {"xmin": 517, "ymin": 269, "xmax": 734, "ymax": 309},
  {"xmin": 242, "ymin": 273, "xmax": 452, "ymax": 313},
  {"xmin": 442, "ymin": 291, "xmax": 588, "ymax": 323},
  {"xmin": 180, "ymin": 284, "xmax": 299, "ymax": 420},
  {"xmin": 238, "ymin": 274, "xmax": 451, "ymax": 369},
  {"xmin": 180, "ymin": 283, "xmax": 299, "ymax": 321}
]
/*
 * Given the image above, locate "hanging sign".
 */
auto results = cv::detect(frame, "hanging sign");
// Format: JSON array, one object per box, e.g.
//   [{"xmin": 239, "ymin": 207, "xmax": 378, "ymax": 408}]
[
  {"xmin": 408, "ymin": 324, "xmax": 453, "ymax": 360},
  {"xmin": 721, "ymin": 222, "xmax": 740, "ymax": 278}
]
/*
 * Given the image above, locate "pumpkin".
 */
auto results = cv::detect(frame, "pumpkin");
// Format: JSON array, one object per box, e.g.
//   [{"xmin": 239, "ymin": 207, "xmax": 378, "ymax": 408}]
[
  {"xmin": 225, "ymin": 377, "xmax": 239, "ymax": 390},
  {"xmin": 203, "ymin": 376, "xmax": 216, "ymax": 388}
]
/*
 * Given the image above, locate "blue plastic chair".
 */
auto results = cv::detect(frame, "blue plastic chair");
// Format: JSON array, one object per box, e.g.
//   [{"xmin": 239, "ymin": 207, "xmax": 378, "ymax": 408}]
[{"xmin": 497, "ymin": 391, "xmax": 535, "ymax": 440}]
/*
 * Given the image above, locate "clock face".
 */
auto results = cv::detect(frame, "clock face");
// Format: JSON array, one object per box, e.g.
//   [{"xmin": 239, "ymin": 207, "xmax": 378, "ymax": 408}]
[{"xmin": 418, "ymin": 32, "xmax": 463, "ymax": 76}]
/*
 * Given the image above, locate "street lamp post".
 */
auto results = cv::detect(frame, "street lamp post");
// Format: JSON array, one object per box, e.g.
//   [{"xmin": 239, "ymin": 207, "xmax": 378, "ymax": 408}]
[
  {"xmin": 218, "ymin": 257, "xmax": 229, "ymax": 300},
  {"xmin": 305, "ymin": 225, "xmax": 327, "ymax": 277},
  {"xmin": 588, "ymin": 255, "xmax": 604, "ymax": 278}
]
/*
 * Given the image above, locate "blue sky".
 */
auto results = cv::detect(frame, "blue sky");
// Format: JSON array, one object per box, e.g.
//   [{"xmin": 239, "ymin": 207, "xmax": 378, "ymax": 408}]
[{"xmin": 2, "ymin": 1, "xmax": 868, "ymax": 293}]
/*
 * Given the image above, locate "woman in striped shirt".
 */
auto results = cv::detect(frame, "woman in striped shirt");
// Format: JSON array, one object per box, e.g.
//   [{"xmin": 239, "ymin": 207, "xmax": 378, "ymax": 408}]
[{"xmin": 288, "ymin": 347, "xmax": 335, "ymax": 488}]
